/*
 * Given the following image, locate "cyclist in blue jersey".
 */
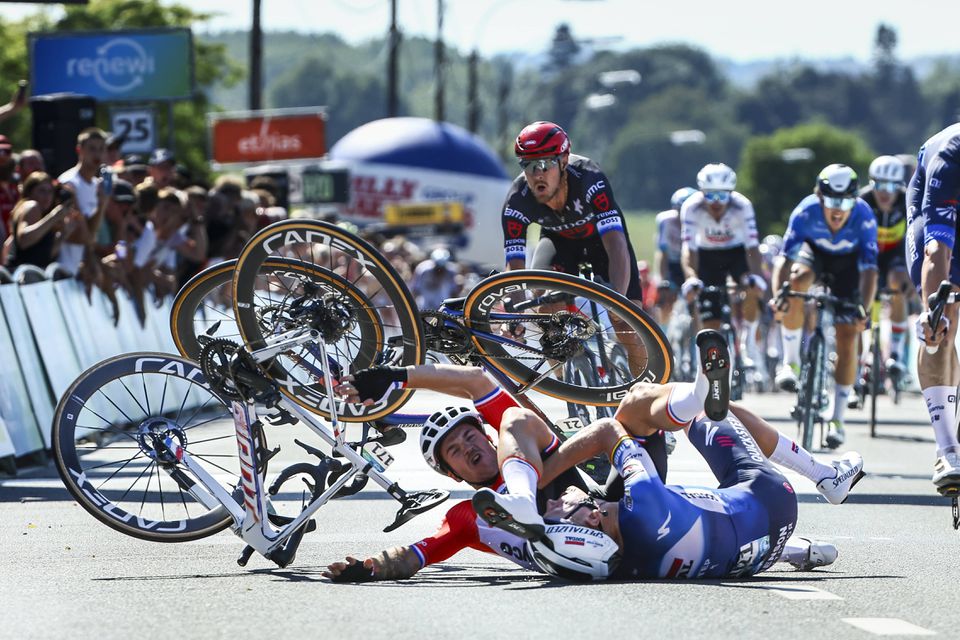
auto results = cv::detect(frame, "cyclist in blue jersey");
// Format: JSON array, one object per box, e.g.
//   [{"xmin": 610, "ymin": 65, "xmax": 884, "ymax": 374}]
[
  {"xmin": 472, "ymin": 330, "xmax": 864, "ymax": 580},
  {"xmin": 654, "ymin": 187, "xmax": 697, "ymax": 323},
  {"xmin": 906, "ymin": 123, "xmax": 960, "ymax": 488},
  {"xmin": 771, "ymin": 164, "xmax": 878, "ymax": 448}
]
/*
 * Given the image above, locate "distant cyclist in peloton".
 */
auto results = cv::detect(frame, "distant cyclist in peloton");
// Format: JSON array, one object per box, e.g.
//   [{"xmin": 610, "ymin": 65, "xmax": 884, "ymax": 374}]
[
  {"xmin": 654, "ymin": 186, "xmax": 697, "ymax": 324},
  {"xmin": 773, "ymin": 164, "xmax": 878, "ymax": 448},
  {"xmin": 680, "ymin": 163, "xmax": 766, "ymax": 367},
  {"xmin": 860, "ymin": 155, "xmax": 911, "ymax": 380},
  {"xmin": 906, "ymin": 123, "xmax": 960, "ymax": 489},
  {"xmin": 500, "ymin": 121, "xmax": 646, "ymax": 370}
]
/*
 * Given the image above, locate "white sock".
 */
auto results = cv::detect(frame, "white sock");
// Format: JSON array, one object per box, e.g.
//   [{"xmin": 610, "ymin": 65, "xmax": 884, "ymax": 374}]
[
  {"xmin": 667, "ymin": 376, "xmax": 708, "ymax": 425},
  {"xmin": 741, "ymin": 319, "xmax": 760, "ymax": 358},
  {"xmin": 769, "ymin": 432, "xmax": 836, "ymax": 483},
  {"xmin": 500, "ymin": 457, "xmax": 538, "ymax": 500},
  {"xmin": 781, "ymin": 327, "xmax": 802, "ymax": 368},
  {"xmin": 831, "ymin": 385, "xmax": 852, "ymax": 423},
  {"xmin": 923, "ymin": 386, "xmax": 960, "ymax": 456}
]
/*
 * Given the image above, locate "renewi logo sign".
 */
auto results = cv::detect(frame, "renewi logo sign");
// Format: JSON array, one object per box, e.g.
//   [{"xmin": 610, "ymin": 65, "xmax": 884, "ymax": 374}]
[{"xmin": 31, "ymin": 29, "xmax": 192, "ymax": 101}]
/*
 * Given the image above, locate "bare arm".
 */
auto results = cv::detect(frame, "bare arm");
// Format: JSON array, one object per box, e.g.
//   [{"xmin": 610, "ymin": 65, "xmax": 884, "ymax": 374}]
[
  {"xmin": 507, "ymin": 258, "xmax": 525, "ymax": 271},
  {"xmin": 859, "ymin": 268, "xmax": 878, "ymax": 310},
  {"xmin": 323, "ymin": 546, "xmax": 422, "ymax": 582},
  {"xmin": 600, "ymin": 230, "xmax": 631, "ymax": 296},
  {"xmin": 681, "ymin": 245, "xmax": 698, "ymax": 280},
  {"xmin": 13, "ymin": 201, "xmax": 69, "ymax": 249},
  {"xmin": 540, "ymin": 417, "xmax": 627, "ymax": 487},
  {"xmin": 771, "ymin": 255, "xmax": 791, "ymax": 297},
  {"xmin": 745, "ymin": 246, "xmax": 763, "ymax": 280}
]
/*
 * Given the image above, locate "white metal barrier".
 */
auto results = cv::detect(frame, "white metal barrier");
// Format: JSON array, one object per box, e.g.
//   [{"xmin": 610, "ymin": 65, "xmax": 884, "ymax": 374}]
[{"xmin": 0, "ymin": 276, "xmax": 177, "ymax": 466}]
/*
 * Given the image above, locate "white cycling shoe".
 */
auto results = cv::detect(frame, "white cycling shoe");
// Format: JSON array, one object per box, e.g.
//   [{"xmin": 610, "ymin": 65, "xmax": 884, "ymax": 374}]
[
  {"xmin": 815, "ymin": 451, "xmax": 865, "ymax": 505},
  {"xmin": 933, "ymin": 451, "xmax": 960, "ymax": 488},
  {"xmin": 786, "ymin": 536, "xmax": 838, "ymax": 571},
  {"xmin": 776, "ymin": 364, "xmax": 799, "ymax": 393}
]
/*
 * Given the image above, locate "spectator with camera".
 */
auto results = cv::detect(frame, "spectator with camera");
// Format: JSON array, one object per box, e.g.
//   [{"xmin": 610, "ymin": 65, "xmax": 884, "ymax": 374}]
[{"xmin": 3, "ymin": 171, "xmax": 81, "ymax": 271}]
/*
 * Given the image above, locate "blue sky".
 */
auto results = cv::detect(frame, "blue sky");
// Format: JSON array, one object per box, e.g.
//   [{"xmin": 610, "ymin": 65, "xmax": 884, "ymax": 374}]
[{"xmin": 3, "ymin": 0, "xmax": 958, "ymax": 62}]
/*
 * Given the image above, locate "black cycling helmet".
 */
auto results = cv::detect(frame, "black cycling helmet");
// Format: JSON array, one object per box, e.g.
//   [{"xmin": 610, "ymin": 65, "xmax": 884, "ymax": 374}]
[{"xmin": 816, "ymin": 163, "xmax": 859, "ymax": 198}]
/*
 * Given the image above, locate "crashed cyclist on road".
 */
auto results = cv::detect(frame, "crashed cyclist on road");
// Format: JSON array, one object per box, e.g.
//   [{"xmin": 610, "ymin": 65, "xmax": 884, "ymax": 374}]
[
  {"xmin": 322, "ymin": 338, "xmax": 862, "ymax": 582},
  {"xmin": 470, "ymin": 331, "xmax": 865, "ymax": 581}
]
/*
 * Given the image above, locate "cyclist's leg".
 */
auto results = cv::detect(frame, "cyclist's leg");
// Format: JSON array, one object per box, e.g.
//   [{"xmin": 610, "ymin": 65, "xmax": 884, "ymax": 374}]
[
  {"xmin": 730, "ymin": 247, "xmax": 762, "ymax": 366},
  {"xmin": 885, "ymin": 250, "xmax": 911, "ymax": 367},
  {"xmin": 908, "ymin": 212, "xmax": 960, "ymax": 484},
  {"xmin": 694, "ymin": 248, "xmax": 730, "ymax": 331},
  {"xmin": 821, "ymin": 252, "xmax": 863, "ymax": 444},
  {"xmin": 777, "ymin": 245, "xmax": 816, "ymax": 388},
  {"xmin": 586, "ymin": 240, "xmax": 648, "ymax": 375}
]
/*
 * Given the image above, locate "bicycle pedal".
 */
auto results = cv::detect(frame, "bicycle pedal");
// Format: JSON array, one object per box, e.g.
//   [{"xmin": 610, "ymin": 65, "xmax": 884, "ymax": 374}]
[{"xmin": 937, "ymin": 484, "xmax": 960, "ymax": 498}]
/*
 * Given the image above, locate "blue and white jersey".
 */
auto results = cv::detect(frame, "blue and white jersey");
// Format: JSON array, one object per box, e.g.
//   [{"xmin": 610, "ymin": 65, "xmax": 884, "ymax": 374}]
[
  {"xmin": 655, "ymin": 209, "xmax": 682, "ymax": 263},
  {"xmin": 907, "ymin": 123, "xmax": 960, "ymax": 251},
  {"xmin": 610, "ymin": 430, "xmax": 795, "ymax": 580},
  {"xmin": 782, "ymin": 194, "xmax": 878, "ymax": 271}
]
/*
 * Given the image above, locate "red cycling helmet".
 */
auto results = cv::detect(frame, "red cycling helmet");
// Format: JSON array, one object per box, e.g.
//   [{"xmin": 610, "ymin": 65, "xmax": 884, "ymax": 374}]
[{"xmin": 514, "ymin": 121, "xmax": 570, "ymax": 159}]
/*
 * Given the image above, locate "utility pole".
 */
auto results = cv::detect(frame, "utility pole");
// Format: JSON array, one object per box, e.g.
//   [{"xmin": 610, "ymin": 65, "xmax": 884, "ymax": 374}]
[
  {"xmin": 467, "ymin": 50, "xmax": 479, "ymax": 132},
  {"xmin": 250, "ymin": 0, "xmax": 263, "ymax": 110},
  {"xmin": 387, "ymin": 0, "xmax": 399, "ymax": 117},
  {"xmin": 434, "ymin": 0, "xmax": 445, "ymax": 122}
]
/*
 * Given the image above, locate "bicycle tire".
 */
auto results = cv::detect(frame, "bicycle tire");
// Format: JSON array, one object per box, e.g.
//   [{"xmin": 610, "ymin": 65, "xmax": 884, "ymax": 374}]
[
  {"xmin": 869, "ymin": 328, "xmax": 881, "ymax": 438},
  {"xmin": 798, "ymin": 333, "xmax": 824, "ymax": 452},
  {"xmin": 172, "ymin": 258, "xmax": 386, "ymax": 384},
  {"xmin": 53, "ymin": 353, "xmax": 243, "ymax": 542},
  {"xmin": 464, "ymin": 269, "xmax": 672, "ymax": 405},
  {"xmin": 232, "ymin": 219, "xmax": 424, "ymax": 422}
]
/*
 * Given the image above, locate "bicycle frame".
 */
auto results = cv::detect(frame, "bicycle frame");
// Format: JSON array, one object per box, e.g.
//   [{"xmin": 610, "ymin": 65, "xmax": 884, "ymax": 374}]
[{"xmin": 153, "ymin": 333, "xmax": 443, "ymax": 566}]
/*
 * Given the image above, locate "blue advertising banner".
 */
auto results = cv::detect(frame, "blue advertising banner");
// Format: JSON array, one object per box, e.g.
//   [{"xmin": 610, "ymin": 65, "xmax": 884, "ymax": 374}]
[{"xmin": 29, "ymin": 28, "xmax": 194, "ymax": 102}]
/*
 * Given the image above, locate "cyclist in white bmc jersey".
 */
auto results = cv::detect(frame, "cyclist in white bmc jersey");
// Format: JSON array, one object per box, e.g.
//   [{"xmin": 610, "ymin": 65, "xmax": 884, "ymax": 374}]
[{"xmin": 681, "ymin": 164, "xmax": 766, "ymax": 366}]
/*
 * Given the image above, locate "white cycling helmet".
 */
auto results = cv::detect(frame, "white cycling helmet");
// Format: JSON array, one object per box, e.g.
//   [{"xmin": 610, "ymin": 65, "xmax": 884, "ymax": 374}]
[
  {"xmin": 868, "ymin": 155, "xmax": 906, "ymax": 184},
  {"xmin": 670, "ymin": 186, "xmax": 698, "ymax": 211},
  {"xmin": 527, "ymin": 523, "xmax": 621, "ymax": 581},
  {"xmin": 420, "ymin": 406, "xmax": 483, "ymax": 473},
  {"xmin": 696, "ymin": 163, "xmax": 737, "ymax": 191}
]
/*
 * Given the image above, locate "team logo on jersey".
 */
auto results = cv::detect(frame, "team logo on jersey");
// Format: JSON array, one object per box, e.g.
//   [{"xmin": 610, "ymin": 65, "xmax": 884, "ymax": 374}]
[
  {"xmin": 506, "ymin": 220, "xmax": 524, "ymax": 239},
  {"xmin": 656, "ymin": 511, "xmax": 672, "ymax": 540},
  {"xmin": 593, "ymin": 192, "xmax": 610, "ymax": 212}
]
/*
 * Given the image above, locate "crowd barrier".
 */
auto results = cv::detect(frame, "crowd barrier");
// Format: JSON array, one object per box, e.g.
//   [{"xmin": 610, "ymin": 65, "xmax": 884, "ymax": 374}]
[{"xmin": 0, "ymin": 264, "xmax": 177, "ymax": 472}]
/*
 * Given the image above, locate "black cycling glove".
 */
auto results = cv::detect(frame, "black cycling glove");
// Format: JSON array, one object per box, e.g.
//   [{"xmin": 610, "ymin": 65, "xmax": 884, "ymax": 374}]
[
  {"xmin": 329, "ymin": 560, "xmax": 377, "ymax": 583},
  {"xmin": 350, "ymin": 366, "xmax": 408, "ymax": 404}
]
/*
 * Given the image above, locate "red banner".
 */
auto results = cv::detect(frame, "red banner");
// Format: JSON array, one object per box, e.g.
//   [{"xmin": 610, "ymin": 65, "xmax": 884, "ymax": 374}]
[{"xmin": 211, "ymin": 111, "xmax": 326, "ymax": 164}]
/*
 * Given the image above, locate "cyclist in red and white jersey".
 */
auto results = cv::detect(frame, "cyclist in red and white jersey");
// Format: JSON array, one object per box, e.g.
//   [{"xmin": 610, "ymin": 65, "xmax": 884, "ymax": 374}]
[
  {"xmin": 681, "ymin": 163, "xmax": 766, "ymax": 365},
  {"xmin": 322, "ymin": 360, "xmax": 857, "ymax": 582}
]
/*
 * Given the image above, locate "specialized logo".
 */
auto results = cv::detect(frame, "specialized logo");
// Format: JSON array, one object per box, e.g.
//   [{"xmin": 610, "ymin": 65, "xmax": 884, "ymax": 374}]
[
  {"xmin": 833, "ymin": 465, "xmax": 861, "ymax": 488},
  {"xmin": 66, "ymin": 37, "xmax": 156, "ymax": 94},
  {"xmin": 656, "ymin": 511, "xmax": 672, "ymax": 541}
]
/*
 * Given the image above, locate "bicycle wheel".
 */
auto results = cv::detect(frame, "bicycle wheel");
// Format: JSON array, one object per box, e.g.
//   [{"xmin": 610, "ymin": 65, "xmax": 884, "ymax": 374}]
[
  {"xmin": 232, "ymin": 219, "xmax": 424, "ymax": 422},
  {"xmin": 464, "ymin": 269, "xmax": 672, "ymax": 406},
  {"xmin": 172, "ymin": 257, "xmax": 385, "ymax": 380},
  {"xmin": 53, "ymin": 353, "xmax": 243, "ymax": 542},
  {"xmin": 798, "ymin": 334, "xmax": 825, "ymax": 452}
]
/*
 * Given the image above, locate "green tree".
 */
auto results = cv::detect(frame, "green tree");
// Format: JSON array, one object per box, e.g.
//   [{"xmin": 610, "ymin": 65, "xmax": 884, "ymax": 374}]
[
  {"xmin": 0, "ymin": 0, "xmax": 242, "ymax": 180},
  {"xmin": 737, "ymin": 123, "xmax": 875, "ymax": 233}
]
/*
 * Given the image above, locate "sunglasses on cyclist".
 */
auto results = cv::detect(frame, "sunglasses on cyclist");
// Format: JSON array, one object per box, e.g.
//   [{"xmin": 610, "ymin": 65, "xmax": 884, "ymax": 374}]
[
  {"xmin": 822, "ymin": 196, "xmax": 856, "ymax": 211},
  {"xmin": 519, "ymin": 156, "xmax": 560, "ymax": 174},
  {"xmin": 703, "ymin": 190, "xmax": 731, "ymax": 204},
  {"xmin": 874, "ymin": 180, "xmax": 903, "ymax": 193}
]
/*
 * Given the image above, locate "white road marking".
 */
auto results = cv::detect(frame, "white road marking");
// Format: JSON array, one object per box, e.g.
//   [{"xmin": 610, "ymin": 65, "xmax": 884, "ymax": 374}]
[
  {"xmin": 731, "ymin": 584, "xmax": 843, "ymax": 600},
  {"xmin": 842, "ymin": 618, "xmax": 936, "ymax": 636}
]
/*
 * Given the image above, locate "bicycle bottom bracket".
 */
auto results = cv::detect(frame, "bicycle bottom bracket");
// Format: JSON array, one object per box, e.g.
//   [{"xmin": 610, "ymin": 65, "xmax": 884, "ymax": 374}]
[{"xmin": 136, "ymin": 417, "xmax": 187, "ymax": 465}]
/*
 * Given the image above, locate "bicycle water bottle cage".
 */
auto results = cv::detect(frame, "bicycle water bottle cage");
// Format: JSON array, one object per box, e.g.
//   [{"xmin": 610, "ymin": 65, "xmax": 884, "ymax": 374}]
[{"xmin": 384, "ymin": 489, "xmax": 450, "ymax": 532}]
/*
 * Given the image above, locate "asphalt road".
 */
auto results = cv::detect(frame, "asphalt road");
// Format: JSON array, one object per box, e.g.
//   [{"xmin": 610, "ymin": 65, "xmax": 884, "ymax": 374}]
[{"xmin": 3, "ymin": 388, "xmax": 960, "ymax": 640}]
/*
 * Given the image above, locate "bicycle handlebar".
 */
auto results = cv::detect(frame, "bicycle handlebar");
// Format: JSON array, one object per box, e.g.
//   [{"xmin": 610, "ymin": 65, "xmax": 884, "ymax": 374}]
[
  {"xmin": 925, "ymin": 280, "xmax": 954, "ymax": 354},
  {"xmin": 773, "ymin": 284, "xmax": 863, "ymax": 316}
]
